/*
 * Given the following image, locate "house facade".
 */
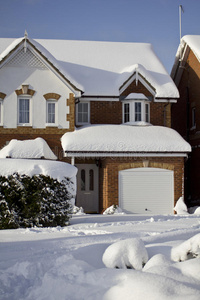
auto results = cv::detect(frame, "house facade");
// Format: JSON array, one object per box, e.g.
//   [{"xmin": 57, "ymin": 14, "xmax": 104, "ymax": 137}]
[
  {"xmin": 0, "ymin": 34, "xmax": 190, "ymax": 214},
  {"xmin": 171, "ymin": 35, "xmax": 200, "ymax": 206}
]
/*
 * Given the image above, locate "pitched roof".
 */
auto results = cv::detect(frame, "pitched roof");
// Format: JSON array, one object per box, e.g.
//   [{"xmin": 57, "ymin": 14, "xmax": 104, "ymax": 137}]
[
  {"xmin": 61, "ymin": 125, "xmax": 191, "ymax": 155},
  {"xmin": 171, "ymin": 35, "xmax": 200, "ymax": 80},
  {"xmin": 0, "ymin": 37, "xmax": 179, "ymax": 98}
]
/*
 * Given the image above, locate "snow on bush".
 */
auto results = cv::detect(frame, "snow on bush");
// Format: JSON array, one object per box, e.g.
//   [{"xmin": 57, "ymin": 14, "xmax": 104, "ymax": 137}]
[
  {"xmin": 73, "ymin": 206, "xmax": 85, "ymax": 215},
  {"xmin": 102, "ymin": 238, "xmax": 148, "ymax": 270},
  {"xmin": 174, "ymin": 197, "xmax": 188, "ymax": 215},
  {"xmin": 0, "ymin": 138, "xmax": 57, "ymax": 160},
  {"xmin": 103, "ymin": 204, "xmax": 124, "ymax": 215},
  {"xmin": 171, "ymin": 233, "xmax": 200, "ymax": 262},
  {"xmin": 188, "ymin": 206, "xmax": 200, "ymax": 214}
]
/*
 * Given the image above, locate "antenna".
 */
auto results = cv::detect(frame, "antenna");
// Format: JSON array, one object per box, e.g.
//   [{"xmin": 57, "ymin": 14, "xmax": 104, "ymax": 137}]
[{"xmin": 179, "ymin": 5, "xmax": 184, "ymax": 43}]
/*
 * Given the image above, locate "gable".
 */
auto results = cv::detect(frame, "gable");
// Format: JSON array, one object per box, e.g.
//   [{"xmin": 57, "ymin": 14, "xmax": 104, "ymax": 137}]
[{"xmin": 5, "ymin": 48, "xmax": 48, "ymax": 69}]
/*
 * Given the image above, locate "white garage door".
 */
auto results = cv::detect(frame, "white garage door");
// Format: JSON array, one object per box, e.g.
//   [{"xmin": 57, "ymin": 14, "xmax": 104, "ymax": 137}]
[{"xmin": 119, "ymin": 168, "xmax": 174, "ymax": 214}]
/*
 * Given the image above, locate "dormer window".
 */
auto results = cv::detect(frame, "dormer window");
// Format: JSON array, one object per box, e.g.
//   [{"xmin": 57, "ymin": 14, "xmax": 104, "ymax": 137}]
[{"xmin": 122, "ymin": 93, "xmax": 150, "ymax": 124}]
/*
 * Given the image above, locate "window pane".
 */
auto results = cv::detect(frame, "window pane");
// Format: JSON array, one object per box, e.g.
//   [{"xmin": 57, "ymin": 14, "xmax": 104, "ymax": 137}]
[
  {"xmin": 77, "ymin": 103, "xmax": 89, "ymax": 123},
  {"xmin": 89, "ymin": 169, "xmax": 94, "ymax": 191},
  {"xmin": 145, "ymin": 104, "xmax": 149, "ymax": 122},
  {"xmin": 47, "ymin": 102, "xmax": 55, "ymax": 123},
  {"xmin": 124, "ymin": 103, "xmax": 130, "ymax": 123},
  {"xmin": 135, "ymin": 102, "xmax": 141, "ymax": 121},
  {"xmin": 81, "ymin": 169, "xmax": 86, "ymax": 191},
  {"xmin": 19, "ymin": 99, "xmax": 29, "ymax": 123}
]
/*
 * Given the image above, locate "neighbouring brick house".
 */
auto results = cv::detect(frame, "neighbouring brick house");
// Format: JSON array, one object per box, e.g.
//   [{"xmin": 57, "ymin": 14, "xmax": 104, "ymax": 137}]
[
  {"xmin": 0, "ymin": 33, "xmax": 190, "ymax": 214},
  {"xmin": 171, "ymin": 35, "xmax": 200, "ymax": 206}
]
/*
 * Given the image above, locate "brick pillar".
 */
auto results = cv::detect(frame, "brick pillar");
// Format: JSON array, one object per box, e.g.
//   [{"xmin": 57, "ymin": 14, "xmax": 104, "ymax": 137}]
[{"xmin": 67, "ymin": 93, "xmax": 75, "ymax": 131}]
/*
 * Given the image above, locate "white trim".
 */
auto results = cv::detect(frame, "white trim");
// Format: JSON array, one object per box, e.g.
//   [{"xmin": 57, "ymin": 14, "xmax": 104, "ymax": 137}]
[
  {"xmin": 119, "ymin": 73, "xmax": 156, "ymax": 96},
  {"xmin": 0, "ymin": 99, "xmax": 3, "ymax": 126},
  {"xmin": 76, "ymin": 101, "xmax": 90, "ymax": 125},
  {"xmin": 64, "ymin": 152, "xmax": 188, "ymax": 158},
  {"xmin": 78, "ymin": 97, "xmax": 119, "ymax": 102},
  {"xmin": 154, "ymin": 99, "xmax": 177, "ymax": 103}
]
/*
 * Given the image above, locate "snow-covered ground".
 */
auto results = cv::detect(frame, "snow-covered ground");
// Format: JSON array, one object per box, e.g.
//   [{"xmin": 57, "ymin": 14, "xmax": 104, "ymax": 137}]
[{"xmin": 0, "ymin": 214, "xmax": 200, "ymax": 300}]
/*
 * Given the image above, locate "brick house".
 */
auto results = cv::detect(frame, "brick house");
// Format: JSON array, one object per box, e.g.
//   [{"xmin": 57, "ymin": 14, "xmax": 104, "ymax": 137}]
[
  {"xmin": 0, "ymin": 34, "xmax": 190, "ymax": 214},
  {"xmin": 171, "ymin": 35, "xmax": 200, "ymax": 206}
]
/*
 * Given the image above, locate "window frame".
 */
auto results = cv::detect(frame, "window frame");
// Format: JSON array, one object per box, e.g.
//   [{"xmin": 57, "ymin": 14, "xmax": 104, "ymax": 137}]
[
  {"xmin": 0, "ymin": 99, "xmax": 3, "ymax": 125},
  {"xmin": 122, "ymin": 100, "xmax": 150, "ymax": 124},
  {"xmin": 46, "ymin": 99, "xmax": 58, "ymax": 126},
  {"xmin": 76, "ymin": 101, "xmax": 90, "ymax": 125},
  {"xmin": 18, "ymin": 96, "xmax": 32, "ymax": 126}
]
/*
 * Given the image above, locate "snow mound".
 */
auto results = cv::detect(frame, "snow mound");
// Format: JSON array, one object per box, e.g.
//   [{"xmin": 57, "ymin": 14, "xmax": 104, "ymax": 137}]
[
  {"xmin": 103, "ymin": 205, "xmax": 124, "ymax": 215},
  {"xmin": 0, "ymin": 138, "xmax": 57, "ymax": 160},
  {"xmin": 188, "ymin": 206, "xmax": 200, "ymax": 214},
  {"xmin": 61, "ymin": 125, "xmax": 191, "ymax": 153},
  {"xmin": 171, "ymin": 233, "xmax": 200, "ymax": 262},
  {"xmin": 73, "ymin": 206, "xmax": 85, "ymax": 215},
  {"xmin": 174, "ymin": 197, "xmax": 188, "ymax": 215},
  {"xmin": 143, "ymin": 254, "xmax": 172, "ymax": 271},
  {"xmin": 102, "ymin": 238, "xmax": 148, "ymax": 270}
]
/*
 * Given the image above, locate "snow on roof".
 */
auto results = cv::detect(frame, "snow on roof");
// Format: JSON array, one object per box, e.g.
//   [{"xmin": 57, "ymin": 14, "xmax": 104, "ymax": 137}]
[
  {"xmin": 0, "ymin": 159, "xmax": 77, "ymax": 182},
  {"xmin": 61, "ymin": 125, "xmax": 191, "ymax": 154},
  {"xmin": 0, "ymin": 138, "xmax": 57, "ymax": 160},
  {"xmin": 124, "ymin": 93, "xmax": 148, "ymax": 100},
  {"xmin": 0, "ymin": 37, "xmax": 179, "ymax": 98}
]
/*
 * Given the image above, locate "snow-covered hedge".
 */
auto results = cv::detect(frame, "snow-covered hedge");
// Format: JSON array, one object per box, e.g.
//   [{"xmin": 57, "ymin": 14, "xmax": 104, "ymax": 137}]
[
  {"xmin": 0, "ymin": 173, "xmax": 73, "ymax": 229},
  {"xmin": 102, "ymin": 238, "xmax": 148, "ymax": 270}
]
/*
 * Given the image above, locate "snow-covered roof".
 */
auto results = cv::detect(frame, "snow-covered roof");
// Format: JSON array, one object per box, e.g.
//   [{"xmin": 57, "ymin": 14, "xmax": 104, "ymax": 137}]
[
  {"xmin": 0, "ymin": 37, "xmax": 179, "ymax": 98},
  {"xmin": 0, "ymin": 138, "xmax": 57, "ymax": 160},
  {"xmin": 61, "ymin": 125, "xmax": 191, "ymax": 155},
  {"xmin": 0, "ymin": 158, "xmax": 77, "ymax": 182},
  {"xmin": 171, "ymin": 35, "xmax": 200, "ymax": 79}
]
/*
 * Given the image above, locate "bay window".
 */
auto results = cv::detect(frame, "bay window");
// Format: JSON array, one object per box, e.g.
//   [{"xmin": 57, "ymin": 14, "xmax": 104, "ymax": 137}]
[{"xmin": 122, "ymin": 96, "xmax": 150, "ymax": 124}]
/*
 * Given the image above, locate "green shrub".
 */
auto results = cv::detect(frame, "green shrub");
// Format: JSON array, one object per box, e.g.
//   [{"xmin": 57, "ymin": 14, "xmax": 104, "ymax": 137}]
[{"xmin": 0, "ymin": 173, "xmax": 73, "ymax": 229}]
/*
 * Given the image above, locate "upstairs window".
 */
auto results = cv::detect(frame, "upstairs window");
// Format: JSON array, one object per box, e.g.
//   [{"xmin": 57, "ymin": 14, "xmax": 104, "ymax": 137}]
[
  {"xmin": 18, "ymin": 98, "xmax": 30, "ymax": 125},
  {"xmin": 122, "ymin": 93, "xmax": 150, "ymax": 124},
  {"xmin": 76, "ymin": 102, "xmax": 90, "ymax": 125},
  {"xmin": 46, "ymin": 100, "xmax": 57, "ymax": 125}
]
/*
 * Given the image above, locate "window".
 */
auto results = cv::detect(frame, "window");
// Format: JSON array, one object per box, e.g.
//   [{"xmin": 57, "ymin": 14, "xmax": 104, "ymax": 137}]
[
  {"xmin": 123, "ymin": 100, "xmax": 150, "ymax": 124},
  {"xmin": 18, "ymin": 98, "xmax": 30, "ymax": 124},
  {"xmin": 135, "ymin": 102, "xmax": 142, "ymax": 121},
  {"xmin": 81, "ymin": 169, "xmax": 86, "ymax": 191},
  {"xmin": 89, "ymin": 169, "xmax": 94, "ymax": 191},
  {"xmin": 76, "ymin": 102, "xmax": 90, "ymax": 125},
  {"xmin": 46, "ymin": 101, "xmax": 56, "ymax": 124},
  {"xmin": 192, "ymin": 107, "xmax": 196, "ymax": 128},
  {"xmin": 0, "ymin": 100, "xmax": 2, "ymax": 125},
  {"xmin": 124, "ymin": 103, "xmax": 130, "ymax": 123}
]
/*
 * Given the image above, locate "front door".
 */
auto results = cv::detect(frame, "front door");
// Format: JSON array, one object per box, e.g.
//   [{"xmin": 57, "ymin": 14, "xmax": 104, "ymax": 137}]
[{"xmin": 76, "ymin": 164, "xmax": 99, "ymax": 213}]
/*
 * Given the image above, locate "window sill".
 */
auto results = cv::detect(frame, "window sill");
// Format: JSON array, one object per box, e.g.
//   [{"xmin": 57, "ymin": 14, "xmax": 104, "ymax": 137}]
[{"xmin": 46, "ymin": 123, "xmax": 58, "ymax": 127}]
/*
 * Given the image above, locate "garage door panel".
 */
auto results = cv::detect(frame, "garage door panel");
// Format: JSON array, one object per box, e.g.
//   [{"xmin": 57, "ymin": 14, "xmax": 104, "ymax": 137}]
[{"xmin": 119, "ymin": 168, "xmax": 174, "ymax": 214}]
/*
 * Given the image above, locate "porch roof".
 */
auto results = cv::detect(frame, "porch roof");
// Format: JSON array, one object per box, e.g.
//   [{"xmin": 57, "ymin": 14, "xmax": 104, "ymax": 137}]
[{"xmin": 61, "ymin": 125, "xmax": 191, "ymax": 155}]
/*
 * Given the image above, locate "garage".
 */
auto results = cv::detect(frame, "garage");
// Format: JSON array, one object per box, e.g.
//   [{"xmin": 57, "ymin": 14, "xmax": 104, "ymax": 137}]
[{"xmin": 119, "ymin": 168, "xmax": 174, "ymax": 214}]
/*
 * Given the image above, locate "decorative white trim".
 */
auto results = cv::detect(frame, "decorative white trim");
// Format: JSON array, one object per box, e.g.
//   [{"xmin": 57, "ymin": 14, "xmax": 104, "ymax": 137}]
[
  {"xmin": 64, "ymin": 152, "xmax": 188, "ymax": 158},
  {"xmin": 119, "ymin": 73, "xmax": 156, "ymax": 96},
  {"xmin": 154, "ymin": 99, "xmax": 177, "ymax": 103}
]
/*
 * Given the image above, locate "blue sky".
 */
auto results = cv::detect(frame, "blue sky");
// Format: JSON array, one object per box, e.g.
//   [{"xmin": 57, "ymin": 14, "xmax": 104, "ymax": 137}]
[{"xmin": 0, "ymin": 0, "xmax": 199, "ymax": 73}]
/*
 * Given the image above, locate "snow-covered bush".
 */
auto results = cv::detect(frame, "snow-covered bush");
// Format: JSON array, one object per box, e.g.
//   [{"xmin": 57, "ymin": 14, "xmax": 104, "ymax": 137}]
[
  {"xmin": 0, "ymin": 173, "xmax": 73, "ymax": 229},
  {"xmin": 171, "ymin": 233, "xmax": 200, "ymax": 262},
  {"xmin": 102, "ymin": 238, "xmax": 148, "ymax": 270},
  {"xmin": 73, "ymin": 205, "xmax": 85, "ymax": 215},
  {"xmin": 103, "ymin": 204, "xmax": 124, "ymax": 215}
]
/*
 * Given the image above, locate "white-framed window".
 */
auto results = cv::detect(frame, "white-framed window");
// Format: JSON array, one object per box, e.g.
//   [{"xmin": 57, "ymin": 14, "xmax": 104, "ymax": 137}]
[
  {"xmin": 46, "ymin": 100, "xmax": 57, "ymax": 126},
  {"xmin": 76, "ymin": 102, "xmax": 90, "ymax": 125},
  {"xmin": 123, "ymin": 100, "xmax": 150, "ymax": 124},
  {"xmin": 0, "ymin": 99, "xmax": 3, "ymax": 125},
  {"xmin": 192, "ymin": 107, "xmax": 196, "ymax": 129},
  {"xmin": 18, "ymin": 97, "xmax": 31, "ymax": 125}
]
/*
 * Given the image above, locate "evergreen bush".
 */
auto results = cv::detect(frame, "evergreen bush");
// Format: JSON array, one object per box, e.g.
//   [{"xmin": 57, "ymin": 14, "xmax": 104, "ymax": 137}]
[{"xmin": 0, "ymin": 173, "xmax": 73, "ymax": 229}]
